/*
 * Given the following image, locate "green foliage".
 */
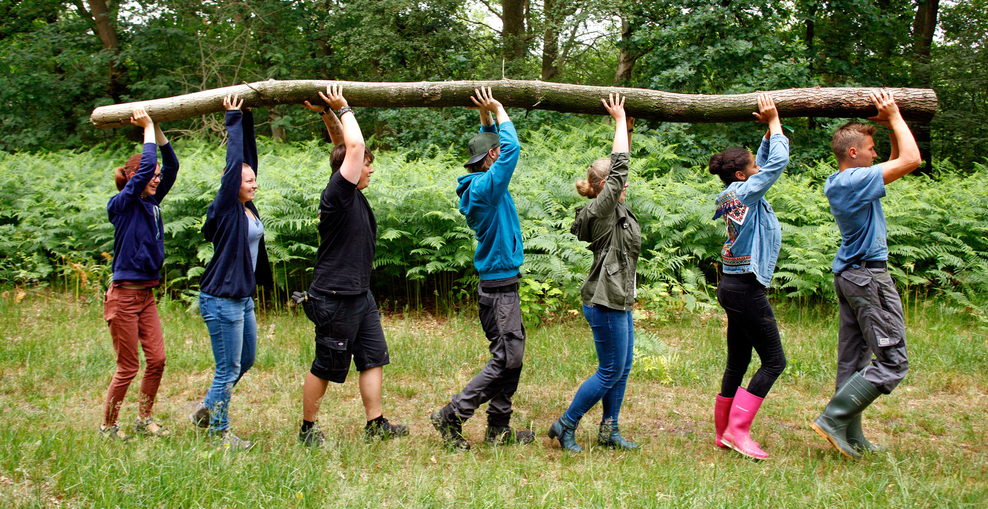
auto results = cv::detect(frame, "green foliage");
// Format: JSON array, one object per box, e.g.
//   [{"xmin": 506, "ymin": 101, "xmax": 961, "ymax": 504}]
[{"xmin": 1, "ymin": 123, "xmax": 988, "ymax": 323}]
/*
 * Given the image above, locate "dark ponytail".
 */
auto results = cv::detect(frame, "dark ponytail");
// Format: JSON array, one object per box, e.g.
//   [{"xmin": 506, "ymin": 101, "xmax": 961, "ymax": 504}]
[{"xmin": 708, "ymin": 148, "xmax": 752, "ymax": 186}]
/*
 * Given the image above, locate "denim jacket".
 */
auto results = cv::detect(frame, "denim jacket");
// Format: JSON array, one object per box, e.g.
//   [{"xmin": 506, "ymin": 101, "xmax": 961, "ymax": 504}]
[
  {"xmin": 571, "ymin": 152, "xmax": 641, "ymax": 310},
  {"xmin": 712, "ymin": 134, "xmax": 790, "ymax": 287}
]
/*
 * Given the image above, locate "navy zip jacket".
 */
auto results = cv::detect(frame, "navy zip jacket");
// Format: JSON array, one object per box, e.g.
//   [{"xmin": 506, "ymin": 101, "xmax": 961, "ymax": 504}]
[
  {"xmin": 199, "ymin": 110, "xmax": 273, "ymax": 298},
  {"xmin": 107, "ymin": 142, "xmax": 179, "ymax": 282}
]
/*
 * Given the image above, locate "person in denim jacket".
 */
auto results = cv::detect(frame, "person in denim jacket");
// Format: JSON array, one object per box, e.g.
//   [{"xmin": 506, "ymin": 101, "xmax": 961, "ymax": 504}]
[
  {"xmin": 548, "ymin": 93, "xmax": 641, "ymax": 453},
  {"xmin": 709, "ymin": 94, "xmax": 789, "ymax": 460},
  {"xmin": 811, "ymin": 89, "xmax": 920, "ymax": 460}
]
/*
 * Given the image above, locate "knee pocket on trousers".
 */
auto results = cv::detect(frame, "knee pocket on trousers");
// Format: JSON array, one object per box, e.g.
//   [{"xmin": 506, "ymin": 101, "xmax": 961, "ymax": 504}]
[{"xmin": 314, "ymin": 336, "xmax": 351, "ymax": 372}]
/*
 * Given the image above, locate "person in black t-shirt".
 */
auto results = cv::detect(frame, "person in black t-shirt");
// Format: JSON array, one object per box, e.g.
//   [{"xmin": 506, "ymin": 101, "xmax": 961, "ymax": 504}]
[{"xmin": 297, "ymin": 84, "xmax": 408, "ymax": 447}]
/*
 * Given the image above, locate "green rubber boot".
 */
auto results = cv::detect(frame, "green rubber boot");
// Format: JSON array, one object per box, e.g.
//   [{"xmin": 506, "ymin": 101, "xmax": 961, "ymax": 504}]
[
  {"xmin": 846, "ymin": 413, "xmax": 886, "ymax": 454},
  {"xmin": 810, "ymin": 370, "xmax": 881, "ymax": 460}
]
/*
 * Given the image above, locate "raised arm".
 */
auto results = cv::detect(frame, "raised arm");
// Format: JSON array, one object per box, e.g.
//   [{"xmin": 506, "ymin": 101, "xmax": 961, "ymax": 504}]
[
  {"xmin": 739, "ymin": 93, "xmax": 789, "ymax": 204},
  {"xmin": 214, "ymin": 94, "xmax": 248, "ymax": 210},
  {"xmin": 108, "ymin": 107, "xmax": 157, "ymax": 213},
  {"xmin": 303, "ymin": 89, "xmax": 344, "ymax": 145},
  {"xmin": 868, "ymin": 89, "xmax": 921, "ymax": 184},
  {"xmin": 154, "ymin": 121, "xmax": 180, "ymax": 204},
  {"xmin": 325, "ymin": 84, "xmax": 365, "ymax": 186},
  {"xmin": 589, "ymin": 93, "xmax": 631, "ymax": 217},
  {"xmin": 467, "ymin": 87, "xmax": 519, "ymax": 204}
]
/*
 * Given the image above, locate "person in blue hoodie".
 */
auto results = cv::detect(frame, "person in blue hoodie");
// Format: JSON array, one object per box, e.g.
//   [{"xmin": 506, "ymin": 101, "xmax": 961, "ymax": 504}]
[
  {"xmin": 708, "ymin": 93, "xmax": 789, "ymax": 460},
  {"xmin": 100, "ymin": 107, "xmax": 178, "ymax": 441},
  {"xmin": 189, "ymin": 94, "xmax": 273, "ymax": 451},
  {"xmin": 430, "ymin": 87, "xmax": 535, "ymax": 450}
]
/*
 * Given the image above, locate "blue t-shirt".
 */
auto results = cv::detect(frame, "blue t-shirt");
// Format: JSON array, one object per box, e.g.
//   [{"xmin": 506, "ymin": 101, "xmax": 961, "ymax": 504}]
[
  {"xmin": 247, "ymin": 215, "xmax": 263, "ymax": 271},
  {"xmin": 824, "ymin": 164, "xmax": 888, "ymax": 273}
]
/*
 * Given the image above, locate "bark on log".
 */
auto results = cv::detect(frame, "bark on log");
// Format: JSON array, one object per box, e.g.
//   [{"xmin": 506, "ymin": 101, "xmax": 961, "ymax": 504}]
[{"xmin": 90, "ymin": 79, "xmax": 938, "ymax": 129}]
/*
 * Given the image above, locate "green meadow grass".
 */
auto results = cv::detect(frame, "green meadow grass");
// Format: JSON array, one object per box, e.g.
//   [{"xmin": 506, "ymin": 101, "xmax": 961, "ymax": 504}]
[{"xmin": 0, "ymin": 291, "xmax": 985, "ymax": 508}]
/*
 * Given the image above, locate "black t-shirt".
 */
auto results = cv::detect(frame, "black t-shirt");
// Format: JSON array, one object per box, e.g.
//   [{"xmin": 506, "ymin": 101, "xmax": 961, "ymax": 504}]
[{"xmin": 309, "ymin": 171, "xmax": 377, "ymax": 295}]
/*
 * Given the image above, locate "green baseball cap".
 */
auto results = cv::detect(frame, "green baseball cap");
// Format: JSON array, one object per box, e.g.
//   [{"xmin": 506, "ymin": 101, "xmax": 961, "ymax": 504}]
[{"xmin": 464, "ymin": 132, "xmax": 499, "ymax": 167}]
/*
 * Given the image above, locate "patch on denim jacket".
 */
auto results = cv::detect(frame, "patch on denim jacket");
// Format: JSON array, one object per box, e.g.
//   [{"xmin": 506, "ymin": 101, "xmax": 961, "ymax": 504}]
[{"xmin": 713, "ymin": 191, "xmax": 748, "ymax": 225}]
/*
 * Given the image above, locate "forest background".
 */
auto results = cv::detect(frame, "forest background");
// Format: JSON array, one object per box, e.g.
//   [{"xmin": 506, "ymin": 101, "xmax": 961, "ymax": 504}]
[{"xmin": 1, "ymin": 0, "xmax": 987, "ymax": 322}]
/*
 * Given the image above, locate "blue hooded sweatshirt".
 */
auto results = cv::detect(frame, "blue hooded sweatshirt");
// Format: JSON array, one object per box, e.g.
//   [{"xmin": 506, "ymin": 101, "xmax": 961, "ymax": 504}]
[
  {"xmin": 107, "ymin": 142, "xmax": 179, "ymax": 282},
  {"xmin": 455, "ymin": 121, "xmax": 523, "ymax": 280}
]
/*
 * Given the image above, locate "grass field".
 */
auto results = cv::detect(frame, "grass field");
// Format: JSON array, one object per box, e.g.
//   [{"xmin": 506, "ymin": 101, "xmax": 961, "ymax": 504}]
[{"xmin": 0, "ymin": 291, "xmax": 985, "ymax": 508}]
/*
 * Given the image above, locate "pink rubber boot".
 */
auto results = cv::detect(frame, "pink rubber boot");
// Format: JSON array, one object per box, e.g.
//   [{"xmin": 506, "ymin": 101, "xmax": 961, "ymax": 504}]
[
  {"xmin": 721, "ymin": 387, "xmax": 769, "ymax": 460},
  {"xmin": 714, "ymin": 394, "xmax": 733, "ymax": 449}
]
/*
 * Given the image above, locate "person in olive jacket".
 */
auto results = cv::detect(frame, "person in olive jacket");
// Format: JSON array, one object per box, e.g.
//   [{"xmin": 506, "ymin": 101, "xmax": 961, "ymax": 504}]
[{"xmin": 548, "ymin": 93, "xmax": 641, "ymax": 453}]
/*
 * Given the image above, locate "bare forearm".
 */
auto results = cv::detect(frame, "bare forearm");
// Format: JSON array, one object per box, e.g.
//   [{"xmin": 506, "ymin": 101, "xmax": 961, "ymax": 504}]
[
  {"xmin": 154, "ymin": 123, "xmax": 168, "ymax": 145},
  {"xmin": 323, "ymin": 111, "xmax": 344, "ymax": 145},
  {"xmin": 887, "ymin": 131, "xmax": 899, "ymax": 161},
  {"xmin": 143, "ymin": 124, "xmax": 155, "ymax": 144},
  {"xmin": 612, "ymin": 115, "xmax": 629, "ymax": 153},
  {"xmin": 493, "ymin": 106, "xmax": 509, "ymax": 125},
  {"xmin": 479, "ymin": 109, "xmax": 494, "ymax": 127}
]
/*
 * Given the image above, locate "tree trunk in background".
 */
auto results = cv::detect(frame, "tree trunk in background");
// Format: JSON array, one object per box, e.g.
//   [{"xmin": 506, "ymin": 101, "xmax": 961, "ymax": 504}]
[
  {"xmin": 804, "ymin": 0, "xmax": 817, "ymax": 130},
  {"xmin": 541, "ymin": 0, "xmax": 562, "ymax": 81},
  {"xmin": 911, "ymin": 0, "xmax": 939, "ymax": 174},
  {"xmin": 502, "ymin": 0, "xmax": 527, "ymax": 77},
  {"xmin": 90, "ymin": 80, "xmax": 939, "ymax": 129},
  {"xmin": 613, "ymin": 17, "xmax": 641, "ymax": 86},
  {"xmin": 74, "ymin": 0, "xmax": 126, "ymax": 102}
]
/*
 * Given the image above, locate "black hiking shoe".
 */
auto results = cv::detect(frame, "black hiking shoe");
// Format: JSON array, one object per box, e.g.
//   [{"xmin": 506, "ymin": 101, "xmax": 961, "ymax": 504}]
[
  {"xmin": 430, "ymin": 410, "xmax": 470, "ymax": 451},
  {"xmin": 365, "ymin": 416, "xmax": 409, "ymax": 441}
]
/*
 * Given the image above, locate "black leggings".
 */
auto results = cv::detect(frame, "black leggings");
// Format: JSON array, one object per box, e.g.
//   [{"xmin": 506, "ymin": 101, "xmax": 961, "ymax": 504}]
[{"xmin": 716, "ymin": 273, "xmax": 787, "ymax": 399}]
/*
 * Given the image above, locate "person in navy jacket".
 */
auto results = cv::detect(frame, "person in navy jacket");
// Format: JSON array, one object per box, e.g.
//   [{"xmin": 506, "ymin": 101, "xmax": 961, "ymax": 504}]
[
  {"xmin": 100, "ymin": 107, "xmax": 179, "ymax": 440},
  {"xmin": 190, "ymin": 94, "xmax": 272, "ymax": 451},
  {"xmin": 708, "ymin": 94, "xmax": 789, "ymax": 460}
]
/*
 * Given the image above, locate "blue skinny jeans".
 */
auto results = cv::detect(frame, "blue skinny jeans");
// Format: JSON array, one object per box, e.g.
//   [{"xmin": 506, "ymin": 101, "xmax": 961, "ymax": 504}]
[
  {"xmin": 563, "ymin": 304, "xmax": 634, "ymax": 424},
  {"xmin": 200, "ymin": 292, "xmax": 257, "ymax": 432}
]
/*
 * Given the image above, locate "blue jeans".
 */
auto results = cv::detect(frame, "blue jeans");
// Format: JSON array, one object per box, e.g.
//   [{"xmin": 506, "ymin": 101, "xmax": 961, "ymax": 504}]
[
  {"xmin": 563, "ymin": 305, "xmax": 634, "ymax": 424},
  {"xmin": 200, "ymin": 292, "xmax": 256, "ymax": 432}
]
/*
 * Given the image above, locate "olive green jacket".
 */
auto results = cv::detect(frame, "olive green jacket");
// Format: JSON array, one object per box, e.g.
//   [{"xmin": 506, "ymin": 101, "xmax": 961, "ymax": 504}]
[{"xmin": 571, "ymin": 152, "xmax": 641, "ymax": 310}]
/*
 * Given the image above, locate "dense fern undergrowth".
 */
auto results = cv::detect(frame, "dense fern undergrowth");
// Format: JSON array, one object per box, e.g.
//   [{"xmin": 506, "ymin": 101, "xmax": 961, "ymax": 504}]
[{"xmin": 1, "ymin": 122, "xmax": 986, "ymax": 322}]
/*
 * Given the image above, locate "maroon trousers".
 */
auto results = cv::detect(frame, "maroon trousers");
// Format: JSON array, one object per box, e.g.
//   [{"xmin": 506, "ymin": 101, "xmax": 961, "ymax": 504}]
[{"xmin": 102, "ymin": 286, "xmax": 167, "ymax": 425}]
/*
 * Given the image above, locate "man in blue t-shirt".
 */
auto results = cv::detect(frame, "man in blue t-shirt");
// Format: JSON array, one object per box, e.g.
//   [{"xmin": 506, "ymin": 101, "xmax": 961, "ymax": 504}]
[
  {"xmin": 429, "ymin": 87, "xmax": 535, "ymax": 450},
  {"xmin": 811, "ymin": 89, "xmax": 921, "ymax": 460}
]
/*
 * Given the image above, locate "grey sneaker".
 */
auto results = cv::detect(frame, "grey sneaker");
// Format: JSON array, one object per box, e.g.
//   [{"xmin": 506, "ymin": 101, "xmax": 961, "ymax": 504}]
[
  {"xmin": 189, "ymin": 402, "xmax": 209, "ymax": 429},
  {"xmin": 365, "ymin": 416, "xmax": 409, "ymax": 441},
  {"xmin": 135, "ymin": 417, "xmax": 170, "ymax": 437},
  {"xmin": 98, "ymin": 424, "xmax": 131, "ymax": 442},
  {"xmin": 299, "ymin": 425, "xmax": 326, "ymax": 448},
  {"xmin": 485, "ymin": 425, "xmax": 535, "ymax": 446},
  {"xmin": 430, "ymin": 410, "xmax": 470, "ymax": 451},
  {"xmin": 215, "ymin": 430, "xmax": 254, "ymax": 451}
]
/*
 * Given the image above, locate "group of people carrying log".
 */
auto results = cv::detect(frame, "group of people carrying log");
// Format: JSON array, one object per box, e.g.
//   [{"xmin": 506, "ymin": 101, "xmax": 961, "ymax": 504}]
[{"xmin": 99, "ymin": 84, "xmax": 920, "ymax": 460}]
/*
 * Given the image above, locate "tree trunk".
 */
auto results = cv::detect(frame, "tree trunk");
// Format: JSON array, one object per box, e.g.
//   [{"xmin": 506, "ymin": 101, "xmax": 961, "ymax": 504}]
[
  {"xmin": 89, "ymin": 80, "xmax": 939, "ymax": 129},
  {"xmin": 502, "ymin": 0, "xmax": 527, "ymax": 76},
  {"xmin": 911, "ymin": 0, "xmax": 939, "ymax": 174},
  {"xmin": 613, "ymin": 17, "xmax": 641, "ymax": 86},
  {"xmin": 74, "ymin": 0, "xmax": 126, "ymax": 102},
  {"xmin": 540, "ymin": 0, "xmax": 562, "ymax": 81}
]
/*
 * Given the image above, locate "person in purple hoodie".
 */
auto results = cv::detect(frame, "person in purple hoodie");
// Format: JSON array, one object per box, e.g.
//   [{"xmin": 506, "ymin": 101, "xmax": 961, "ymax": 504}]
[
  {"xmin": 100, "ymin": 107, "xmax": 179, "ymax": 440},
  {"xmin": 189, "ymin": 94, "xmax": 273, "ymax": 451}
]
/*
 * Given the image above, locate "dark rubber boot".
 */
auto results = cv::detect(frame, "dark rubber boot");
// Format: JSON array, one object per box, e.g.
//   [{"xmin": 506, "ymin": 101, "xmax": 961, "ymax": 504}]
[
  {"xmin": 597, "ymin": 418, "xmax": 639, "ymax": 450},
  {"xmin": 846, "ymin": 413, "xmax": 886, "ymax": 454},
  {"xmin": 810, "ymin": 370, "xmax": 881, "ymax": 460},
  {"xmin": 547, "ymin": 416, "xmax": 582, "ymax": 453}
]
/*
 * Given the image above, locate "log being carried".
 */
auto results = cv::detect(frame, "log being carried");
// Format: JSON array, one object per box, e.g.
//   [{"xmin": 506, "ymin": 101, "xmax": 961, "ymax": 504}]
[{"xmin": 89, "ymin": 80, "xmax": 938, "ymax": 129}]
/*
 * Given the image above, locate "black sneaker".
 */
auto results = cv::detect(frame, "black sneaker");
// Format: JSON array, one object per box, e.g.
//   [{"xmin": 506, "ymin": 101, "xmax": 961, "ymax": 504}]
[
  {"xmin": 365, "ymin": 416, "xmax": 409, "ymax": 440},
  {"xmin": 299, "ymin": 424, "xmax": 327, "ymax": 448},
  {"xmin": 430, "ymin": 410, "xmax": 470, "ymax": 451},
  {"xmin": 485, "ymin": 425, "xmax": 536, "ymax": 446}
]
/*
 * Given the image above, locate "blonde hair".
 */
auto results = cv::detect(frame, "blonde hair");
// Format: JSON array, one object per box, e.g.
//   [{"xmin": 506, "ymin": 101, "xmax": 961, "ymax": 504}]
[
  {"xmin": 575, "ymin": 158, "xmax": 611, "ymax": 198},
  {"xmin": 832, "ymin": 122, "xmax": 877, "ymax": 162}
]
